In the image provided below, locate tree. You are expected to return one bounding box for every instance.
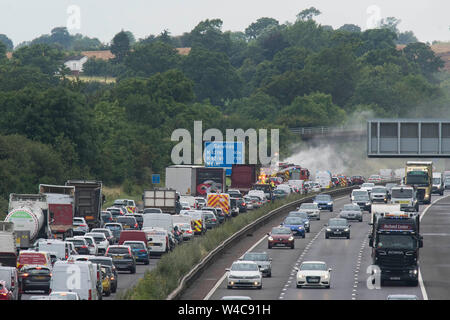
[124,41,180,77]
[245,17,279,40]
[182,47,242,105]
[188,19,232,55]
[397,31,418,45]
[111,31,130,62]
[379,17,401,34]
[296,7,321,21]
[0,42,6,63]
[403,42,445,80]
[124,31,136,45]
[0,34,13,51]
[11,44,65,75]
[338,24,361,33]
[50,27,71,49]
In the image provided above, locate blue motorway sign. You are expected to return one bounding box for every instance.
[204,141,244,175]
[152,174,161,184]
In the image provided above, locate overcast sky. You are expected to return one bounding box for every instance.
[1,0,449,46]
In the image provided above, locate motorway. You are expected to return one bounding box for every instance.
[179,192,449,300]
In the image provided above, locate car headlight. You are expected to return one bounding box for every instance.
[409,269,418,275]
[366,202,371,205]
[298,273,305,279]
[328,202,332,205]
[298,226,303,230]
[288,236,294,241]
[326,228,331,232]
[268,236,273,241]
[323,274,329,280]
[344,228,349,232]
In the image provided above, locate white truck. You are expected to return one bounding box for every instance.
[432,172,444,195]
[143,189,177,214]
[5,194,50,248]
[315,171,332,189]
[0,222,17,268]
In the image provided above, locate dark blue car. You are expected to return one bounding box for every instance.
[287,211,310,232]
[313,194,334,212]
[123,241,150,265]
[281,217,306,238]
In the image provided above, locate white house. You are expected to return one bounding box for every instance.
[64,55,88,75]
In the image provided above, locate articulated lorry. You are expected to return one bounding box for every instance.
[405,161,432,204]
[39,184,75,239]
[65,180,103,229]
[369,210,422,286]
[143,188,177,214]
[165,165,226,196]
[0,222,17,267]
[230,164,260,194]
[5,193,51,248]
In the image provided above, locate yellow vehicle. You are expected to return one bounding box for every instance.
[101,266,112,297]
[207,193,230,217]
[405,161,432,204]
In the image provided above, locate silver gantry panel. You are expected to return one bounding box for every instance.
[367,119,450,157]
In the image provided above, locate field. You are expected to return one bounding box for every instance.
[66,75,116,83]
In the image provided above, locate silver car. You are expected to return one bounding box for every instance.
[240,252,272,277]
[226,261,262,289]
[72,217,89,235]
[339,204,363,222]
[298,203,320,220]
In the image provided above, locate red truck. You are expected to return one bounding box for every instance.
[230,164,260,194]
[39,184,75,239]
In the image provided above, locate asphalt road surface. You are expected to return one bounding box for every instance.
[191,193,448,300]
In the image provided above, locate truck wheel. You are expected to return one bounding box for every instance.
[302,234,305,239]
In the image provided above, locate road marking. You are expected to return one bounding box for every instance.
[417,194,450,301]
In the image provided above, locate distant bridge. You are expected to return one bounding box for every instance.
[289,126,366,142]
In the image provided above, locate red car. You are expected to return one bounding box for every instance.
[0,280,12,300]
[267,227,295,249]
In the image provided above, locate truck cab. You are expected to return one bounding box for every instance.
[405,161,432,204]
[368,211,422,286]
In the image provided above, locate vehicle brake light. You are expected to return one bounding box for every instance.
[21,273,29,278]
[88,289,92,300]
[139,249,146,253]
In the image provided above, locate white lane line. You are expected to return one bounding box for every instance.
[203,233,268,300]
[416,194,450,301]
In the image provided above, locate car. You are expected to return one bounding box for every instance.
[85,256,118,293]
[123,241,150,265]
[240,252,272,277]
[0,266,19,300]
[214,207,226,223]
[360,182,375,195]
[72,217,89,235]
[313,194,334,211]
[48,291,80,300]
[351,189,372,212]
[287,211,310,232]
[386,294,418,300]
[91,228,115,245]
[229,198,240,217]
[280,216,306,238]
[29,295,50,300]
[85,232,109,255]
[249,196,264,209]
[17,251,52,270]
[306,182,321,193]
[104,223,123,243]
[116,216,139,230]
[267,227,295,249]
[339,204,363,222]
[100,266,112,297]
[370,186,388,203]
[298,203,321,220]
[226,261,262,289]
[236,198,247,213]
[127,213,144,229]
[325,218,351,239]
[101,211,114,226]
[65,237,90,255]
[174,222,194,241]
[105,245,136,274]
[227,189,243,199]
[18,265,51,294]
[295,261,332,288]
[272,189,288,200]
[243,196,254,210]
[368,175,382,183]
[202,211,219,229]
[350,176,365,185]
[0,281,13,300]
[106,207,125,221]
[385,183,398,199]
[143,208,163,214]
[75,236,98,256]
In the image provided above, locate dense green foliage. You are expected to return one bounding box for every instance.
[0,9,447,213]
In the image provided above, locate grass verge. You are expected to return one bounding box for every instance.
[122,192,310,300]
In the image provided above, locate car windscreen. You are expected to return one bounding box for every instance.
[271,228,291,235]
[67,239,85,246]
[242,253,269,261]
[315,195,331,201]
[288,211,308,219]
[108,247,130,254]
[354,195,369,201]
[284,217,303,225]
[73,219,84,224]
[105,224,121,231]
[92,230,109,237]
[329,219,348,227]
[343,205,360,211]
[89,258,112,267]
[391,189,413,198]
[372,187,386,193]
[231,263,259,271]
[117,217,136,224]
[300,263,327,271]
[82,238,93,245]
[362,183,374,188]
[124,242,145,249]
[433,178,441,184]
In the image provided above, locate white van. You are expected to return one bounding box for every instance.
[288,180,305,194]
[142,227,168,255]
[179,196,196,209]
[172,214,194,225]
[276,184,292,195]
[38,240,72,261]
[247,190,266,203]
[180,210,206,235]
[50,260,100,300]
[0,266,19,300]
[142,213,174,233]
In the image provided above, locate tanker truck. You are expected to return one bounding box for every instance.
[4,194,51,249]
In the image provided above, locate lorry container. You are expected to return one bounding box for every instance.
[65,180,103,229]
[230,164,260,194]
[405,161,432,204]
[165,165,226,196]
[39,184,75,239]
[143,188,177,214]
[0,222,17,267]
[5,194,50,247]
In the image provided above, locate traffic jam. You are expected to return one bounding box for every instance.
[0,162,439,300]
